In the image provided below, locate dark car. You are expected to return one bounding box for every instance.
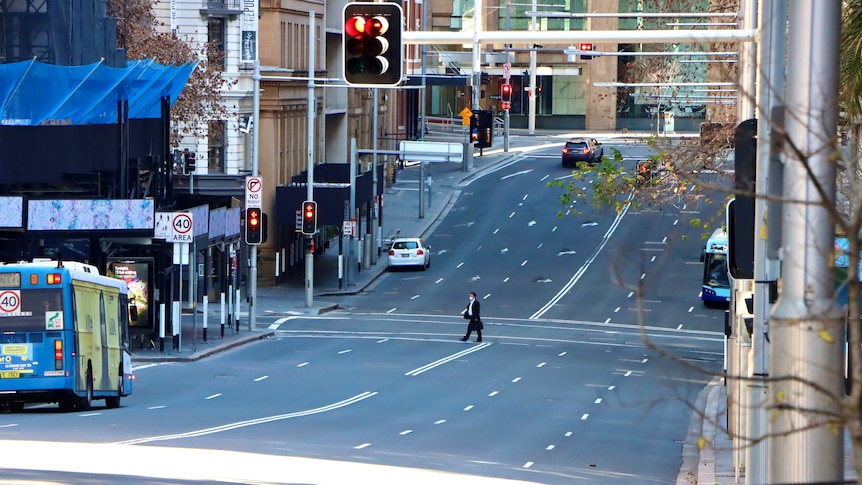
[562,138,603,167]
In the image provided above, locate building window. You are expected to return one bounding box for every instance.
[208,120,226,173]
[208,18,226,69]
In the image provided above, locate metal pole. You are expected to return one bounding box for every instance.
[504,0,510,152]
[528,0,537,135]
[418,161,425,218]
[371,88,378,265]
[747,1,786,483]
[768,2,843,483]
[737,0,757,121]
[471,0,482,111]
[419,0,427,139]
[349,138,357,284]
[305,11,316,308]
[249,56,260,330]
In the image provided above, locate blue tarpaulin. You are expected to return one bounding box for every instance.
[0,58,196,125]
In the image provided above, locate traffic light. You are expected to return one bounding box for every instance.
[245,208,262,245]
[579,43,594,61]
[343,2,403,86]
[183,152,196,174]
[301,200,317,235]
[501,83,512,102]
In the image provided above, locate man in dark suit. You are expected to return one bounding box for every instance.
[460,292,483,342]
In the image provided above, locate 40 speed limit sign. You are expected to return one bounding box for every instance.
[0,290,30,317]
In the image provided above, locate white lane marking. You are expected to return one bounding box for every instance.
[541,174,549,181]
[537,243,543,249]
[484,293,491,299]
[404,343,492,376]
[625,371,633,377]
[457,262,464,268]
[338,349,352,354]
[531,192,634,319]
[594,398,602,404]
[501,169,534,180]
[377,339,389,343]
[387,308,396,313]
[79,413,101,417]
[523,462,534,469]
[464,405,474,411]
[254,376,269,382]
[509,212,516,218]
[663,236,668,243]
[512,377,522,383]
[688,306,695,313]
[581,414,589,420]
[274,316,297,324]
[674,219,679,225]
[552,226,558,232]
[494,228,500,234]
[411,295,420,300]
[565,431,573,437]
[640,273,646,280]
[604,318,611,324]
[132,363,163,371]
[558,352,567,357]
[501,248,509,254]
[614,307,620,313]
[297,362,309,367]
[678,324,684,330]
[268,323,280,330]
[651,256,656,262]
[435,278,444,284]
[117,392,379,445]
[628,292,634,298]
[0,424,17,428]
[354,443,372,449]
[399,430,413,436]
[546,445,556,451]
[434,420,446,424]
[148,406,166,410]
[521,260,528,267]
[523,194,529,201]
[608,386,616,390]
[503,277,510,283]
[205,394,222,400]
[489,391,499,397]
[537,362,546,368]
[477,245,482,251]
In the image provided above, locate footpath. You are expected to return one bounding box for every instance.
[128,128,856,485]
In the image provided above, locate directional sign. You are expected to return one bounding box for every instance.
[169,212,194,243]
[245,176,263,209]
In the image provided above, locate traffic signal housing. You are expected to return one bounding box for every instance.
[302,201,318,235]
[343,2,403,86]
[579,43,594,61]
[245,208,262,245]
[501,83,512,102]
[183,152,196,174]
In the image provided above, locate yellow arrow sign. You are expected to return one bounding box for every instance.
[459,107,473,118]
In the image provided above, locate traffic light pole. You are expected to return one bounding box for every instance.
[305,10,316,308]
[249,59,260,331]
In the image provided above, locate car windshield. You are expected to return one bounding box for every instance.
[393,241,418,250]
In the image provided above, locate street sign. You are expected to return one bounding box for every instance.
[0,290,23,315]
[502,101,511,111]
[245,176,262,208]
[503,62,511,80]
[169,212,194,243]
[459,107,473,118]
[295,210,302,232]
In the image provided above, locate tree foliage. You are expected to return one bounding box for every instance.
[108,0,233,144]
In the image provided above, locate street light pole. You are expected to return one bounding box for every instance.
[528,0,537,135]
[305,11,316,308]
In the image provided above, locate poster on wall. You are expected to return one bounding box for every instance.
[106,258,154,330]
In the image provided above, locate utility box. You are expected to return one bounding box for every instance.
[470,109,493,149]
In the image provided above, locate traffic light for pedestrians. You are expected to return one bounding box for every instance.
[579,43,594,61]
[302,201,317,235]
[245,208,262,245]
[343,2,403,86]
[501,83,512,102]
[183,152,196,174]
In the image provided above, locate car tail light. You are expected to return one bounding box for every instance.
[562,147,568,154]
[54,339,63,370]
[416,249,424,255]
[388,250,395,256]
[583,147,590,154]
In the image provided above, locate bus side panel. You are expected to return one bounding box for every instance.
[101,290,122,395]
[72,284,99,395]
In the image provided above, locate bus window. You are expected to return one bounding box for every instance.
[0,289,63,332]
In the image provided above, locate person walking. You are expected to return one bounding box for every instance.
[460,292,483,342]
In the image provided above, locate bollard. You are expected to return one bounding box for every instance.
[220,292,226,338]
[202,298,208,342]
[159,303,165,353]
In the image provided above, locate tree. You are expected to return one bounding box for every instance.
[108,0,234,144]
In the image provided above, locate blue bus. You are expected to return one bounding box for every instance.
[700,228,731,306]
[0,260,133,411]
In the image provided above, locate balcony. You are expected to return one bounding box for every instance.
[200,0,242,18]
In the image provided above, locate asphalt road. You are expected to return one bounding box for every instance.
[0,141,728,484]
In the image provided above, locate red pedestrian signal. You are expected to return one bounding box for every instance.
[343,2,403,86]
[302,200,317,235]
[245,208,262,245]
[501,83,512,103]
[579,43,594,61]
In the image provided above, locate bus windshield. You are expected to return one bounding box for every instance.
[704,253,730,288]
[0,288,63,333]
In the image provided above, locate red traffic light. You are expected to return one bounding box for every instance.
[343,3,403,86]
[579,43,594,60]
[501,83,512,102]
[245,208,262,244]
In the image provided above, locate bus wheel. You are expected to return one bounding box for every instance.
[105,367,122,409]
[77,365,93,411]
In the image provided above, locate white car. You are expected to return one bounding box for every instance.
[387,238,431,271]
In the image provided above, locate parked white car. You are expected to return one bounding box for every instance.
[387,238,431,271]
